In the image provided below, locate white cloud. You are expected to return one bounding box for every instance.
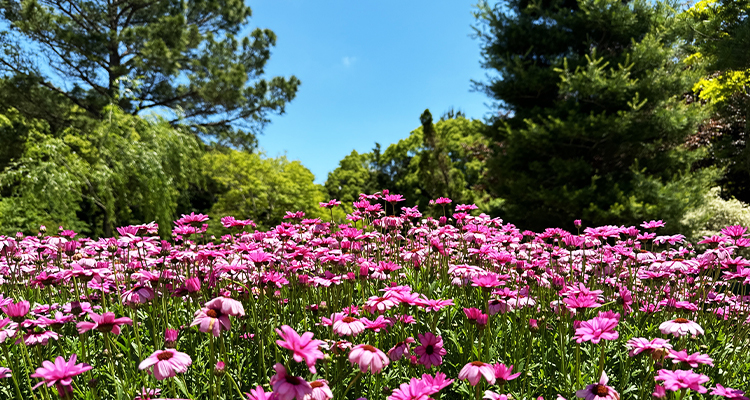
[342,56,357,68]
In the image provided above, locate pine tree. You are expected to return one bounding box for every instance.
[0,0,299,149]
[474,0,715,231]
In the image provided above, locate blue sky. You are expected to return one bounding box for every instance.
[249,0,493,183]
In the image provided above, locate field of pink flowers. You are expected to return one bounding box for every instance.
[0,192,749,400]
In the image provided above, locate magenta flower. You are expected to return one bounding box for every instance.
[413,332,447,369]
[575,372,619,400]
[458,361,496,386]
[484,392,510,400]
[387,379,433,400]
[349,344,389,374]
[573,316,619,344]
[245,385,278,400]
[0,318,18,343]
[711,384,749,400]
[493,363,521,384]
[138,349,192,380]
[275,325,325,373]
[205,297,245,317]
[270,363,312,400]
[659,318,704,337]
[191,305,231,337]
[30,354,92,398]
[76,312,133,335]
[0,367,11,379]
[667,349,714,368]
[388,337,415,361]
[2,300,29,321]
[654,369,710,394]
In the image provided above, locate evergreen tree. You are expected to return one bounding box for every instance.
[0,0,299,149]
[474,0,716,231]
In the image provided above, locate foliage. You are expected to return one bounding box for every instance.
[0,0,300,149]
[0,105,201,236]
[682,187,750,241]
[203,150,336,231]
[326,113,498,215]
[681,0,750,202]
[473,0,714,232]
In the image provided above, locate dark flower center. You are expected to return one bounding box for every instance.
[674,318,689,323]
[310,381,324,389]
[593,384,608,396]
[470,361,486,367]
[425,345,434,355]
[97,323,114,333]
[285,375,302,385]
[156,352,174,361]
[362,345,377,352]
[342,317,356,323]
[206,309,219,318]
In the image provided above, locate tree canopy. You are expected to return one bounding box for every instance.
[0,0,299,149]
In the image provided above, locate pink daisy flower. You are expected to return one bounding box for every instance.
[654,369,710,394]
[306,380,333,400]
[364,296,398,314]
[138,349,192,380]
[270,363,312,400]
[245,385,277,400]
[658,318,704,337]
[666,349,714,368]
[573,316,619,344]
[349,344,389,374]
[30,354,92,398]
[458,361,496,386]
[76,312,133,335]
[711,384,749,400]
[575,372,620,400]
[0,366,11,379]
[413,332,447,369]
[388,337,415,361]
[0,318,18,343]
[204,297,245,317]
[484,392,510,400]
[625,338,672,358]
[493,363,521,384]
[333,316,366,337]
[275,325,325,373]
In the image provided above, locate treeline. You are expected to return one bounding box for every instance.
[0,0,748,237]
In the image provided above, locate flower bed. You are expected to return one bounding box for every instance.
[0,194,749,400]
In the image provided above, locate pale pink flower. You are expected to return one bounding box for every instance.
[305,380,333,400]
[0,318,18,343]
[659,318,704,337]
[625,338,672,358]
[575,372,619,400]
[484,392,510,400]
[76,312,133,335]
[458,361,496,386]
[204,297,245,317]
[138,349,192,380]
[349,344,389,373]
[333,316,365,337]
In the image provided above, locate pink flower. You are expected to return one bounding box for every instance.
[666,349,713,368]
[388,337,415,361]
[654,369,710,394]
[361,316,390,332]
[625,338,672,358]
[30,354,92,397]
[458,361,496,386]
[349,344,389,373]
[573,316,619,344]
[275,325,325,373]
[306,380,333,400]
[191,306,231,337]
[493,363,521,384]
[333,316,366,337]
[484,392,510,400]
[76,312,133,335]
[246,386,277,400]
[0,366,11,379]
[658,318,704,337]
[138,349,192,380]
[387,379,433,400]
[575,372,620,400]
[0,318,18,343]
[652,384,666,399]
[204,297,245,317]
[421,298,454,312]
[270,363,312,400]
[413,332,447,369]
[2,300,29,321]
[711,384,749,400]
[364,296,398,313]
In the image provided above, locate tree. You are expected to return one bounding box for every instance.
[0,0,299,149]
[325,112,495,215]
[0,105,201,236]
[473,0,716,232]
[683,0,750,202]
[203,150,335,230]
